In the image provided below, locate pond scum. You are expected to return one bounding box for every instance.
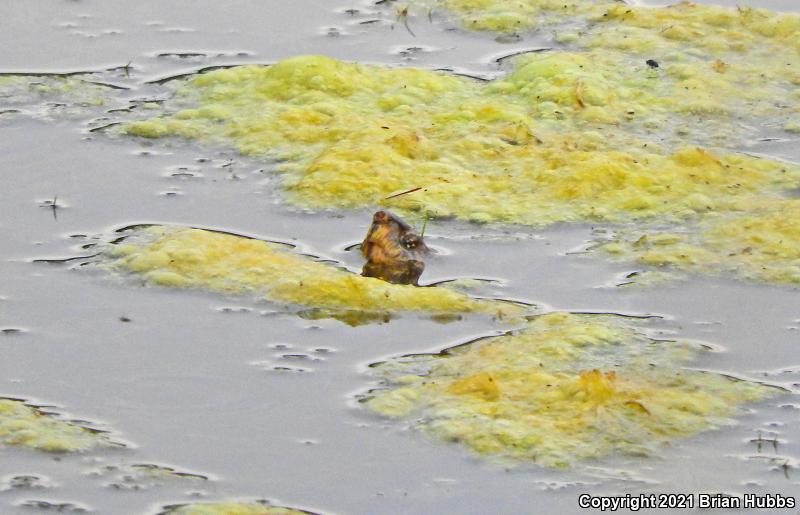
[159,502,315,515]
[101,225,523,322]
[0,74,114,120]
[364,312,772,467]
[0,398,110,452]
[120,1,800,285]
[599,198,800,284]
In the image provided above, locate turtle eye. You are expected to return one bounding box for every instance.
[402,235,420,249]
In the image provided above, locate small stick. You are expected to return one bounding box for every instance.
[51,195,59,221]
[385,186,421,200]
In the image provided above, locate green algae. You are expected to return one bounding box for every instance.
[427,0,800,45]
[159,502,316,515]
[598,199,800,286]
[429,1,800,144]
[0,398,111,453]
[100,225,523,322]
[122,55,799,227]
[365,312,772,467]
[0,74,114,118]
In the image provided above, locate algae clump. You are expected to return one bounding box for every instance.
[598,199,800,285]
[159,503,315,515]
[102,225,519,321]
[428,0,605,33]
[0,398,110,453]
[430,1,800,141]
[430,0,800,46]
[122,55,799,227]
[438,0,540,32]
[364,312,771,467]
[0,74,113,119]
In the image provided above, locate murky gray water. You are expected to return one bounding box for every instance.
[1,1,799,514]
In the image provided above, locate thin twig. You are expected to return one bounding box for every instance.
[385,187,421,200]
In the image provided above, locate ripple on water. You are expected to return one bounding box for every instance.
[0,474,53,492]
[86,463,209,492]
[16,500,90,513]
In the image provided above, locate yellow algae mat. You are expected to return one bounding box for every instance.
[123,53,798,226]
[159,503,316,515]
[364,312,773,467]
[598,198,800,285]
[0,398,112,453]
[100,225,523,322]
[119,1,800,285]
[431,0,800,49]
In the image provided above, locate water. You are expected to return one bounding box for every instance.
[1,1,799,514]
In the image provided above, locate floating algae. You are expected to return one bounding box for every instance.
[426,0,800,46]
[122,55,799,226]
[0,73,116,120]
[117,2,800,286]
[585,4,800,132]
[364,312,771,467]
[431,1,800,137]
[0,398,111,453]
[100,225,521,322]
[158,502,316,515]
[588,2,800,53]
[385,0,608,34]
[599,198,800,285]
[435,0,544,33]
